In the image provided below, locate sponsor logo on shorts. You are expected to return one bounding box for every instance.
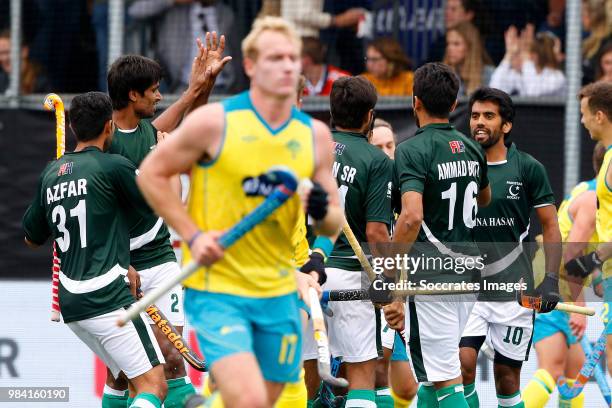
[220,325,247,335]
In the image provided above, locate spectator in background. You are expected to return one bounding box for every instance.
[443,22,494,95]
[301,37,349,96]
[490,25,566,96]
[596,41,612,82]
[427,0,487,63]
[362,38,413,96]
[0,30,49,94]
[582,0,612,84]
[370,118,396,160]
[128,0,238,93]
[281,0,365,38]
[372,0,445,68]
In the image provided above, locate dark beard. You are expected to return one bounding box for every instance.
[472,127,503,148]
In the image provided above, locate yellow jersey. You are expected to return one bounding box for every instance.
[291,211,310,269]
[534,179,598,297]
[182,92,315,297]
[596,146,612,278]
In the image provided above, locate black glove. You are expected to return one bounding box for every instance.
[299,252,327,285]
[534,273,560,313]
[565,251,603,278]
[306,181,329,220]
[368,273,395,304]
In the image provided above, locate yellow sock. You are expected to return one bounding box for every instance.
[522,369,555,408]
[203,391,224,408]
[390,387,412,408]
[558,379,584,408]
[274,369,307,408]
[202,374,214,398]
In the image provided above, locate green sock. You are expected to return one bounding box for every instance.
[164,377,196,408]
[436,384,468,408]
[464,383,479,408]
[129,392,162,408]
[417,384,439,408]
[345,389,376,407]
[101,386,128,408]
[497,391,524,408]
[375,387,394,408]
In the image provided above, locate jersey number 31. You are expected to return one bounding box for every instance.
[52,200,87,252]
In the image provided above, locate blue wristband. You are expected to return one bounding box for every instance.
[187,230,202,249]
[313,236,334,258]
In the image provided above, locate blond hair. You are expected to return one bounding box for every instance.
[242,16,302,61]
[443,22,492,94]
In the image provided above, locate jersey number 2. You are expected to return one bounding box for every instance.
[441,181,478,230]
[52,200,87,252]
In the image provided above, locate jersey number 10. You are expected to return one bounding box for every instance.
[441,181,479,230]
[51,200,87,252]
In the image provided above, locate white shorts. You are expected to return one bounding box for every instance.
[461,301,534,362]
[320,267,379,363]
[381,309,396,351]
[67,308,165,379]
[139,261,185,326]
[302,314,317,361]
[405,294,475,382]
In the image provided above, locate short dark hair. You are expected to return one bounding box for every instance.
[579,82,612,121]
[302,37,326,65]
[69,92,113,142]
[330,76,378,129]
[413,63,459,118]
[107,55,162,110]
[469,87,515,124]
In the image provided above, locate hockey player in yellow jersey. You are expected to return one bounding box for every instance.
[523,143,606,408]
[566,81,612,376]
[137,17,343,408]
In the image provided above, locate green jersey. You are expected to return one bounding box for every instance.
[327,131,394,271]
[475,143,555,299]
[108,120,176,270]
[22,147,149,322]
[395,123,489,283]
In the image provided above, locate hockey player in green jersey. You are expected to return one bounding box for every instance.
[386,62,491,408]
[104,33,231,407]
[23,92,167,408]
[459,87,561,408]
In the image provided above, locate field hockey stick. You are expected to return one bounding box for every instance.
[144,303,207,371]
[319,356,342,407]
[517,279,595,316]
[576,335,611,404]
[308,287,349,388]
[557,322,609,399]
[322,287,478,302]
[118,167,301,326]
[43,93,65,322]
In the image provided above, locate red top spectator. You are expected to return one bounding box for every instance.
[301,37,350,96]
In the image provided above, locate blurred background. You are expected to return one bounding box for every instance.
[1,1,611,406]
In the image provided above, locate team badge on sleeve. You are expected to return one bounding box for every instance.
[449,140,465,154]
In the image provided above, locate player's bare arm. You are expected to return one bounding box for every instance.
[138,103,225,265]
[536,204,562,277]
[309,119,343,237]
[565,191,597,262]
